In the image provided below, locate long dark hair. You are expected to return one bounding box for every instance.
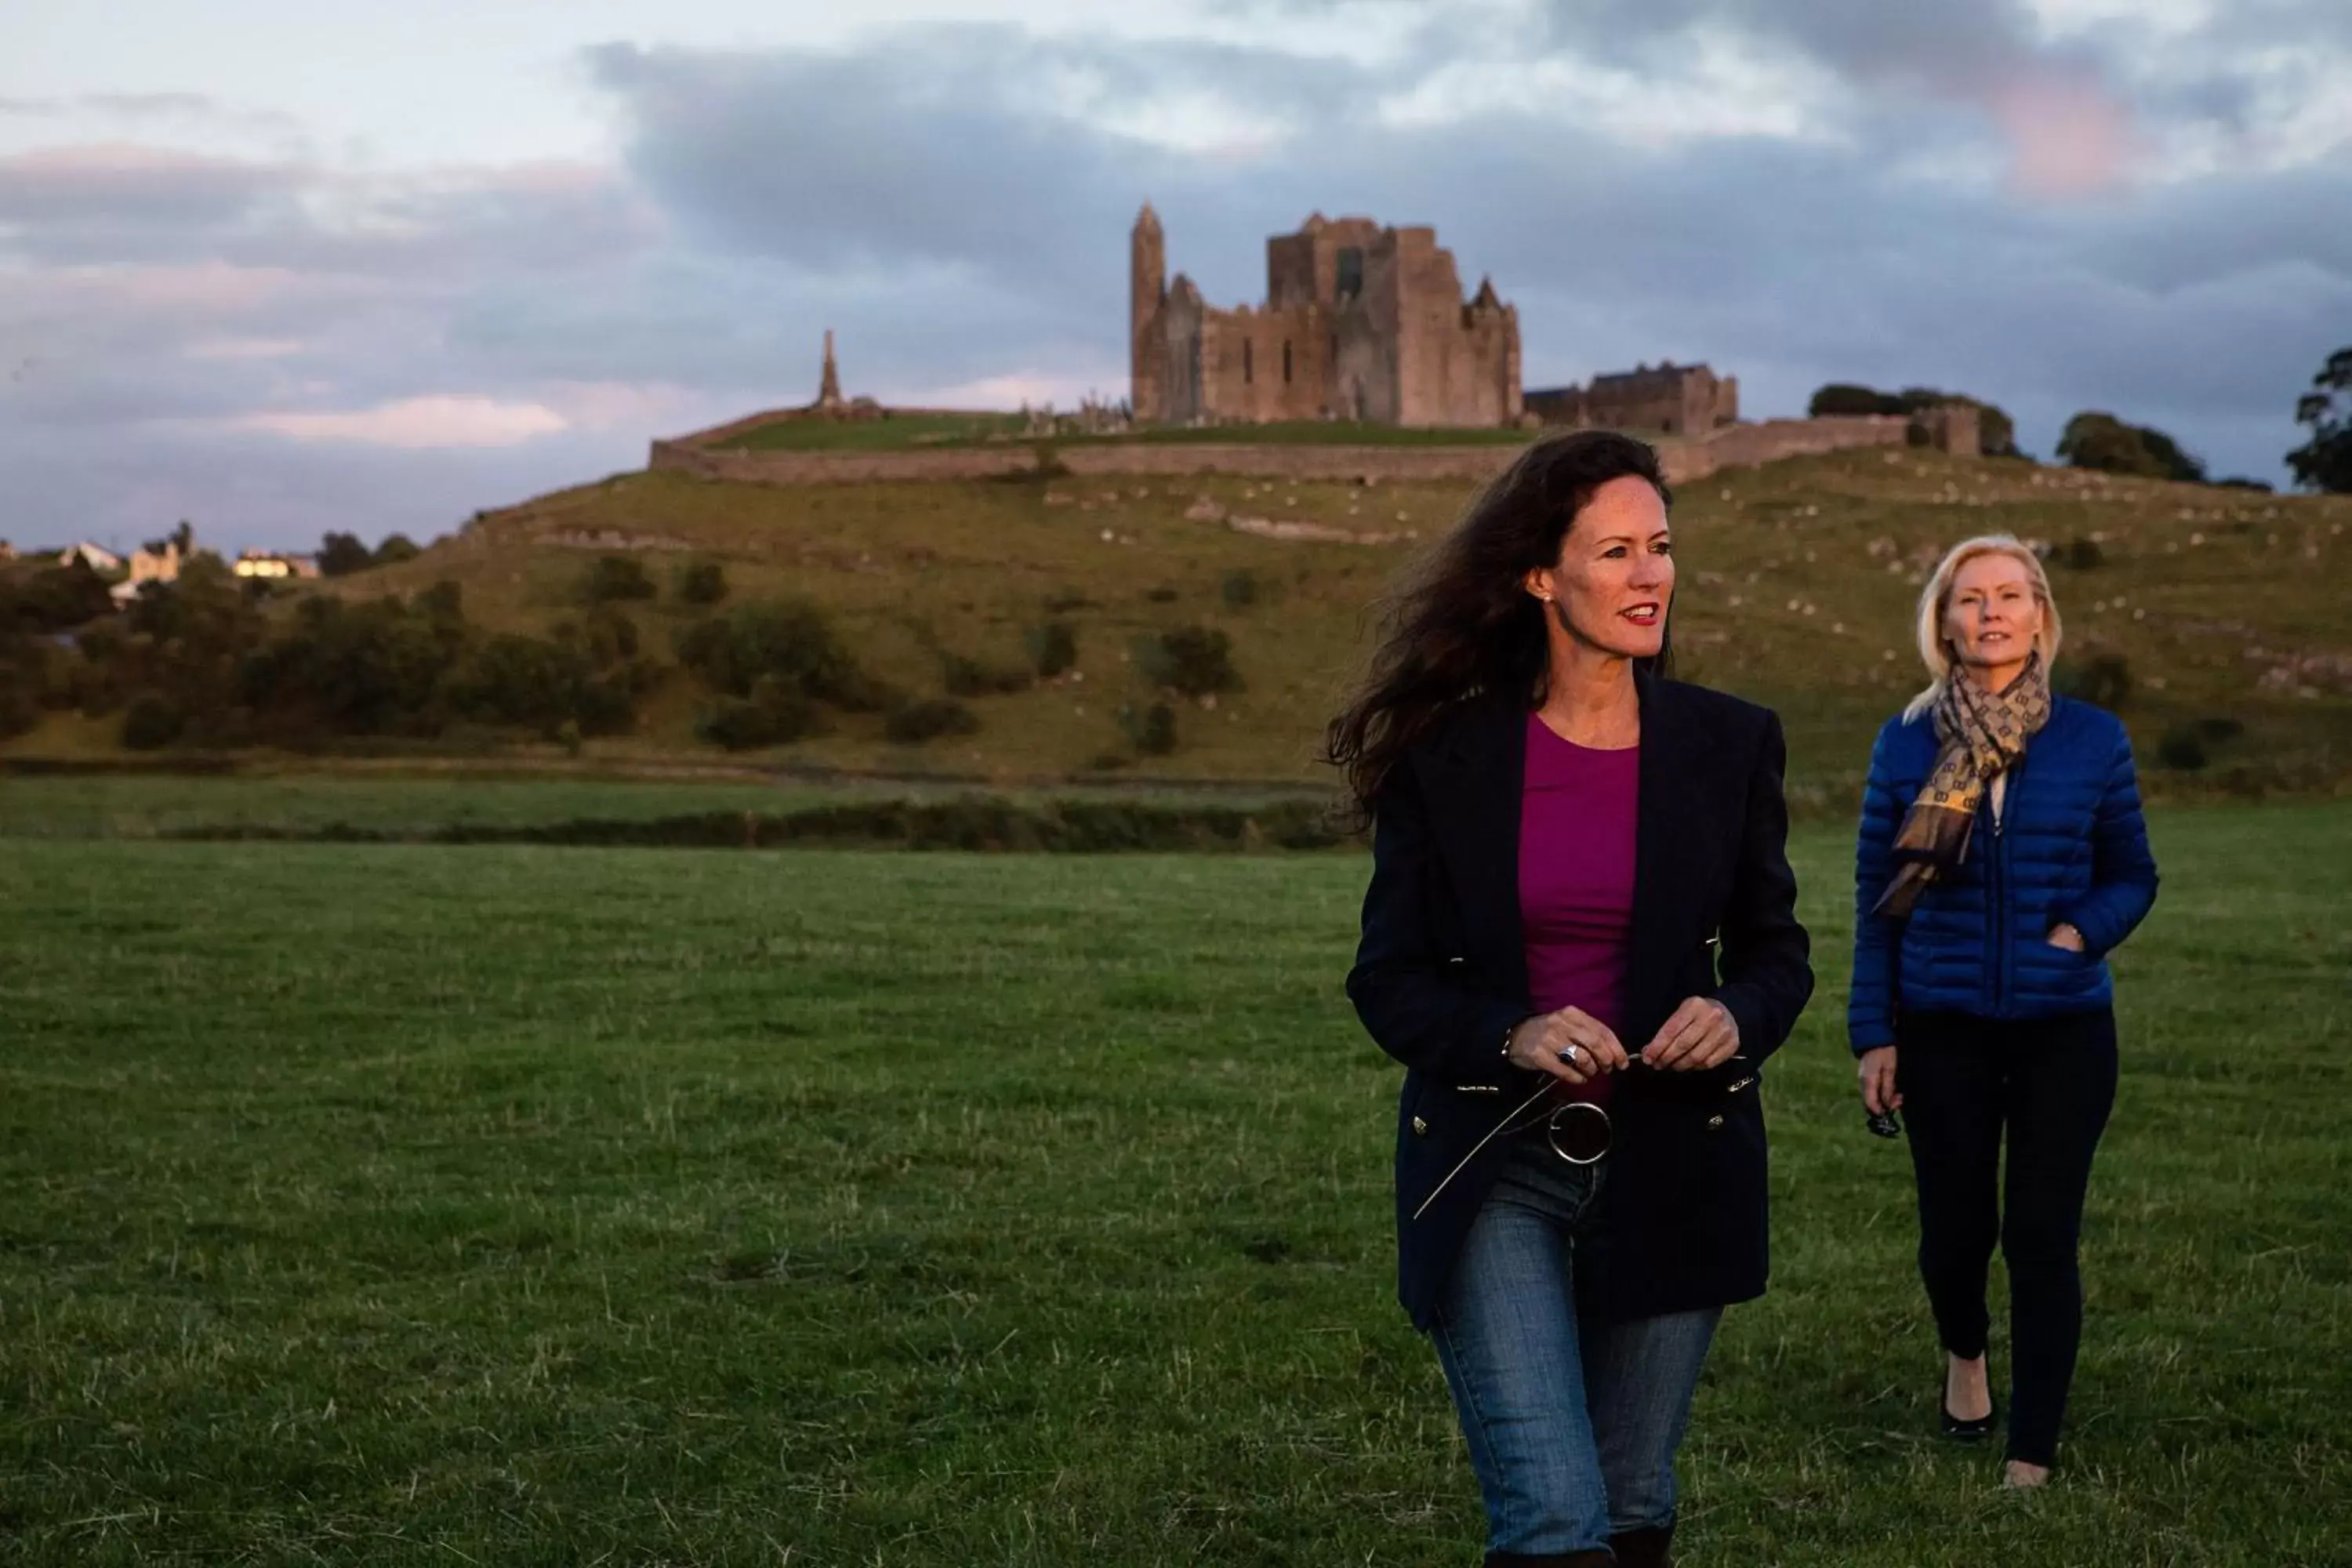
[1323,430,1672,819]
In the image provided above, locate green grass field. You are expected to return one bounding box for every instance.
[4,804,2348,1563]
[0,774,1328,844]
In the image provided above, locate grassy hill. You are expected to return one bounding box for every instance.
[11,447,2350,806]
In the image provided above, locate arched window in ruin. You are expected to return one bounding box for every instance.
[1283,340,1293,383]
[1243,339,1253,385]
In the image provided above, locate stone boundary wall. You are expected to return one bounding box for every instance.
[1689,416,1912,476]
[666,405,985,449]
[646,413,1922,488]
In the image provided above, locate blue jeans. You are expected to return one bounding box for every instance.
[1432,1135,1722,1557]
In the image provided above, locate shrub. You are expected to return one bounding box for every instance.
[674,599,888,710]
[1220,570,1260,610]
[121,693,186,750]
[1145,585,1179,604]
[941,652,1033,697]
[2057,412,2206,483]
[1120,701,1178,756]
[442,633,639,736]
[2157,723,2209,771]
[373,534,422,568]
[696,675,822,750]
[1137,625,1243,697]
[2063,536,2105,570]
[583,554,656,603]
[1025,619,1078,678]
[698,699,808,750]
[2,561,114,633]
[2053,650,2131,711]
[317,532,375,577]
[0,681,37,740]
[558,605,639,666]
[1809,383,1911,418]
[884,699,981,744]
[238,593,459,736]
[1042,590,1091,613]
[675,560,728,605]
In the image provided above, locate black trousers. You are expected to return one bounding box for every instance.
[1896,1008,2118,1468]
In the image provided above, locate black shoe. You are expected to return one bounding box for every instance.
[1610,1525,1674,1568]
[1940,1394,1998,1442]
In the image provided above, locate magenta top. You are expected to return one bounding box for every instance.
[1519,713,1640,1105]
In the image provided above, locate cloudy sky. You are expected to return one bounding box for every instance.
[5,0,2348,552]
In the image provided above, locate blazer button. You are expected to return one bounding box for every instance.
[1706,1115,1725,1133]
[1413,1116,1429,1135]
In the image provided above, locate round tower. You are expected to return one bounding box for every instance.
[1131,203,1166,423]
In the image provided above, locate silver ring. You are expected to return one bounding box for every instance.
[1558,1044,1581,1066]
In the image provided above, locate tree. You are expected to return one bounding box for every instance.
[2286,345,2352,494]
[373,534,422,568]
[318,532,374,576]
[675,560,728,606]
[583,554,656,602]
[2057,412,2205,483]
[1809,383,2020,456]
[2,560,113,633]
[1809,383,1909,418]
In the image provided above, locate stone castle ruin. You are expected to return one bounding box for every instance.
[1130,205,1522,428]
[648,209,1984,480]
[1526,361,1740,436]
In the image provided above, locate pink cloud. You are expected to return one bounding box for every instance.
[1986,69,2147,198]
[230,395,569,449]
[13,262,311,318]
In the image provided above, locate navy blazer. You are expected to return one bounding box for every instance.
[1346,674,1814,1329]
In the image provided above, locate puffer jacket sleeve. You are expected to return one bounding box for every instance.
[1345,759,1530,1078]
[1847,718,1906,1054]
[1708,710,1813,1065]
[2055,719,2159,956]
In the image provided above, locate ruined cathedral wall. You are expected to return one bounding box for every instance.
[1332,306,1393,424]
[1433,307,1520,428]
[1132,309,1166,424]
[1389,230,1483,426]
[1152,289,1207,423]
[1265,234,1319,311]
[1197,304,1330,422]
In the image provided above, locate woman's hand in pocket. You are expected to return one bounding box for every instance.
[2045,921,2086,953]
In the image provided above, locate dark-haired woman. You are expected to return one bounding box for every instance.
[1331,431,1813,1568]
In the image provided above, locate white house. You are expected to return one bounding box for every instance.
[126,540,182,588]
[58,542,122,572]
[232,550,321,580]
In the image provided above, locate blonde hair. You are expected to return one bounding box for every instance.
[1904,535,2063,720]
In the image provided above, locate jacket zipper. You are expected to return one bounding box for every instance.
[1991,751,2024,1014]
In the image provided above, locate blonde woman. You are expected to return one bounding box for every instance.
[1849,535,2158,1488]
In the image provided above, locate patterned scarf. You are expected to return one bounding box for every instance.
[1871,652,2052,920]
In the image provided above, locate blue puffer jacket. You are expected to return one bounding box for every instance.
[1849,695,2158,1054]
